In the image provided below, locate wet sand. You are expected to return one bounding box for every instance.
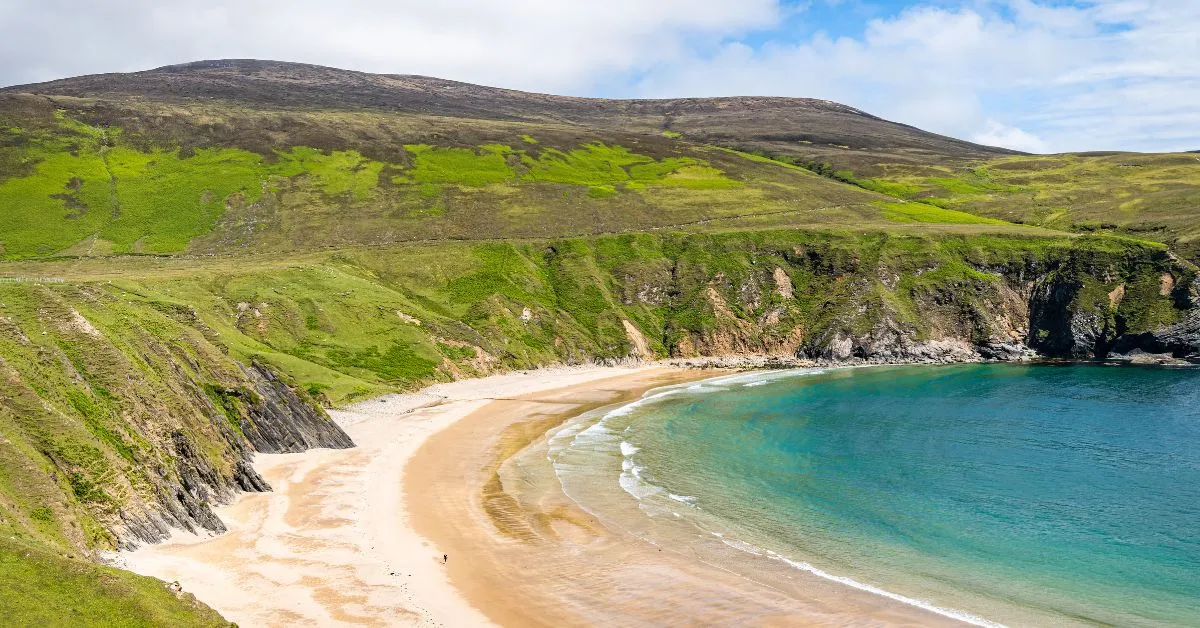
[407,368,963,627]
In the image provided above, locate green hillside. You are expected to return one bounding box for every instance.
[736,143,1200,263]
[0,95,1038,261]
[0,60,1198,624]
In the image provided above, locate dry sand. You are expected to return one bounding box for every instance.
[122,365,963,627]
[122,365,658,626]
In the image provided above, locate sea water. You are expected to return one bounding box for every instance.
[548,364,1200,627]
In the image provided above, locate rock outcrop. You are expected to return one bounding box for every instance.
[0,282,357,553]
[238,363,355,454]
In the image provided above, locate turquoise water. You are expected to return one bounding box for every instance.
[549,364,1200,627]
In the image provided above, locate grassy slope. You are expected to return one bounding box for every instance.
[0,536,230,627]
[741,144,1200,262]
[3,230,1183,406]
[0,98,1043,262]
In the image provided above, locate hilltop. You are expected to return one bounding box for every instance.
[0,60,1198,624]
[4,59,1007,159]
[4,60,1196,260]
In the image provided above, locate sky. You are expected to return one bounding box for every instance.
[0,0,1196,153]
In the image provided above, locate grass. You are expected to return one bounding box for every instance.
[0,229,1186,616]
[1,69,1198,626]
[1,107,908,260]
[788,151,1200,260]
[523,143,707,189]
[400,144,513,186]
[0,536,230,627]
[877,201,1009,225]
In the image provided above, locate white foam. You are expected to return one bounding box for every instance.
[720,537,766,555]
[714,537,1007,628]
[601,369,1004,627]
[618,462,663,500]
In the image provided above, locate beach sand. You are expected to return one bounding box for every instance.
[122,365,963,626]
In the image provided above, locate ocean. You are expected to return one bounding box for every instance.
[547,364,1200,627]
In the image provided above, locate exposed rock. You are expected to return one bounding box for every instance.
[1028,274,1115,359]
[772,267,794,300]
[237,363,355,454]
[977,342,1039,361]
[396,311,421,326]
[1146,305,1200,359]
[1109,349,1189,365]
[68,310,102,338]
[1161,273,1175,296]
[1108,284,1125,308]
[622,320,653,359]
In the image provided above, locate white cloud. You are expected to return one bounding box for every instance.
[627,0,1200,152]
[0,0,780,93]
[972,119,1049,153]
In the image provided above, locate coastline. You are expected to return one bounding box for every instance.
[119,364,665,626]
[404,366,965,626]
[118,361,983,626]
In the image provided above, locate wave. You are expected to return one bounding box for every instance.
[552,367,1008,628]
[709,532,1007,627]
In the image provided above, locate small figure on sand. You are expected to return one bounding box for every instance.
[442,553,448,564]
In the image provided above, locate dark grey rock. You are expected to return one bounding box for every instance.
[237,363,355,454]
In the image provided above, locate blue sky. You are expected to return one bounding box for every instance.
[1,0,1197,153]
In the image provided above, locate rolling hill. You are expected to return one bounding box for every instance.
[0,60,1198,624]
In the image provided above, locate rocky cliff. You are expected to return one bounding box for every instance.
[0,282,353,553]
[595,232,1200,366]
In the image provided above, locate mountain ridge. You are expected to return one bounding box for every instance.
[1,58,1014,159]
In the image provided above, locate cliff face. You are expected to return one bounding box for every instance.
[0,283,353,553]
[598,233,1199,365]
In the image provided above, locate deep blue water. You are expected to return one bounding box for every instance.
[597,365,1200,626]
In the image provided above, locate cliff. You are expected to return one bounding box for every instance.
[0,281,352,553]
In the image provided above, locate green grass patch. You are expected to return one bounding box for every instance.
[877,201,1009,225]
[401,144,513,186]
[0,536,230,627]
[858,178,922,197]
[327,342,438,383]
[276,148,383,200]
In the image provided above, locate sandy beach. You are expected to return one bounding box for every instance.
[122,364,962,626]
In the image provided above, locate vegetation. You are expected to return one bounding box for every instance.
[1,102,1048,262]
[755,148,1200,262]
[0,536,230,627]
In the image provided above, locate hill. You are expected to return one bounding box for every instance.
[6,60,1195,261]
[4,59,1009,158]
[0,60,1198,624]
[0,60,1035,262]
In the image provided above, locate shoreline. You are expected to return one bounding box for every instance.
[404,366,965,627]
[116,359,1084,626]
[119,364,669,626]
